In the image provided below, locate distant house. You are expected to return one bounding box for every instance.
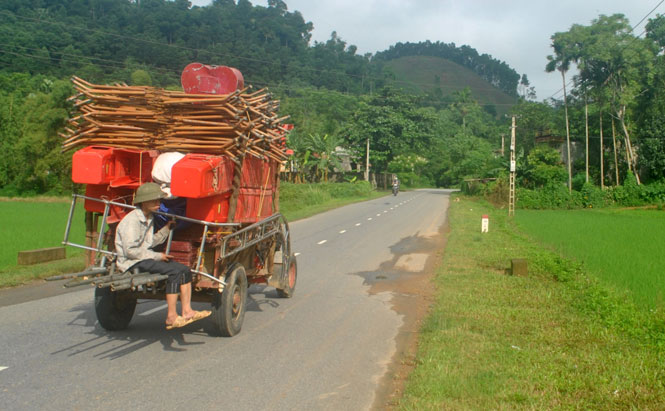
[334,146,353,172]
[534,131,583,167]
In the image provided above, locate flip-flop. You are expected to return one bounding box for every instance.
[165,315,193,330]
[187,310,212,323]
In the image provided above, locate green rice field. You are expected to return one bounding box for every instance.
[0,199,86,271]
[515,208,665,308]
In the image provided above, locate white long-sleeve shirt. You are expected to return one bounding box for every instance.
[115,208,170,272]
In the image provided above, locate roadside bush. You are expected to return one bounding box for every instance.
[517,183,581,209]
[460,179,484,195]
[484,177,508,207]
[397,172,432,188]
[580,182,606,208]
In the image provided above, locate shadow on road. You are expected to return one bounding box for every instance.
[50,288,286,359]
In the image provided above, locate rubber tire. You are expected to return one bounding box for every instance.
[212,264,247,337]
[94,287,137,331]
[276,254,297,298]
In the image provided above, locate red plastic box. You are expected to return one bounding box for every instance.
[72,146,155,188]
[241,157,277,189]
[185,188,273,223]
[72,146,115,185]
[171,154,234,198]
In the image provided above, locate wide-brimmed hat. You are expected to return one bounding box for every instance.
[134,182,166,204]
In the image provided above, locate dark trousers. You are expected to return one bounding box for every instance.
[130,259,193,294]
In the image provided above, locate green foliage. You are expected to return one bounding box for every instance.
[0,73,74,195]
[382,56,517,116]
[521,146,567,189]
[130,69,152,86]
[374,40,521,97]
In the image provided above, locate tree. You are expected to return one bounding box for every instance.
[546,30,577,192]
[575,14,656,185]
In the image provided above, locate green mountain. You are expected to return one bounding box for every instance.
[384,55,518,115]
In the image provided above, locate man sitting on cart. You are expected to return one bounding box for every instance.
[115,182,211,330]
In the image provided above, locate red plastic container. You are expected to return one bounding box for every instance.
[171,154,234,198]
[83,184,134,224]
[72,146,155,188]
[185,192,231,222]
[181,63,244,95]
[241,157,277,189]
[236,188,273,222]
[72,146,115,185]
[185,188,273,224]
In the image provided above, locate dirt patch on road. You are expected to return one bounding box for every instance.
[354,221,449,409]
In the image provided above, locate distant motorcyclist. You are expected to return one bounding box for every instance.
[392,175,400,196]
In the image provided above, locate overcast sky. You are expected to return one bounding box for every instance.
[190,0,663,100]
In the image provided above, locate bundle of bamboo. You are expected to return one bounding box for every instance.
[61,77,290,164]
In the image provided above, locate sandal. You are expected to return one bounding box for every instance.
[165,315,193,330]
[188,310,212,323]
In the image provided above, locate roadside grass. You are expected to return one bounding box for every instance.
[0,182,386,288]
[398,196,665,409]
[515,208,665,308]
[279,181,386,221]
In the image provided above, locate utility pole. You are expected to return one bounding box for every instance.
[509,116,516,217]
[501,134,505,157]
[364,138,370,181]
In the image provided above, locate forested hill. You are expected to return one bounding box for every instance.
[0,0,522,97]
[375,41,520,97]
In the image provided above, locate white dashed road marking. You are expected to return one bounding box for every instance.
[294,252,301,257]
[355,223,361,226]
[376,213,381,216]
[139,304,168,316]
[317,240,327,245]
[0,366,8,372]
[368,218,373,221]
[339,230,346,234]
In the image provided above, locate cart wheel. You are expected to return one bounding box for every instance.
[276,254,297,298]
[212,264,247,337]
[94,287,137,331]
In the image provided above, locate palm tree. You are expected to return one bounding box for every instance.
[546,41,573,193]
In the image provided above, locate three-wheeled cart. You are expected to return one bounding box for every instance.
[52,149,297,337]
[52,66,297,336]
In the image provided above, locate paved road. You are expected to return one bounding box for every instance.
[0,189,451,410]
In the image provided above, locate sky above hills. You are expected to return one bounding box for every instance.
[191,0,663,101]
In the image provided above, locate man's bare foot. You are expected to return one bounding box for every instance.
[165,315,179,326]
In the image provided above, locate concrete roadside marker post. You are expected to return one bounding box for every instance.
[511,259,528,276]
[481,214,489,233]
